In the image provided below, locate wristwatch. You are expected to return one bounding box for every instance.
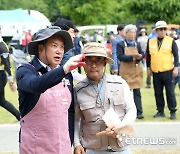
[9,82,14,87]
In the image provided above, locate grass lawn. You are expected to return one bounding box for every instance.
[138,70,180,122]
[137,82,180,122]
[0,64,179,153]
[0,83,19,123]
[0,65,180,123]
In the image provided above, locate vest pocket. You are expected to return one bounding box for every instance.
[108,88,125,118]
[111,98,125,119]
[80,101,96,110]
[81,124,103,149]
[80,101,99,122]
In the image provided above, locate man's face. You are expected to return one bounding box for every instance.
[68,28,75,41]
[109,34,115,42]
[126,29,136,41]
[83,56,106,83]
[38,35,64,69]
[119,29,125,38]
[156,27,167,38]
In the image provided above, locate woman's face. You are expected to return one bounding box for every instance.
[83,56,106,83]
[141,31,146,36]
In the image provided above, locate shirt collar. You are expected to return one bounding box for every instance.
[125,38,135,46]
[88,74,106,85]
[38,58,47,69]
[37,58,60,71]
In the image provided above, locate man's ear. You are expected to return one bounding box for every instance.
[104,59,108,66]
[37,44,44,53]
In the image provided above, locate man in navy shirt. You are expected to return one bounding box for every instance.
[16,26,85,153]
[116,24,144,119]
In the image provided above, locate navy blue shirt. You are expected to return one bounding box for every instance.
[73,37,81,55]
[16,56,74,144]
[116,38,144,62]
[61,49,73,65]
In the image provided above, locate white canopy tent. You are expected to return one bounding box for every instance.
[0,8,51,37]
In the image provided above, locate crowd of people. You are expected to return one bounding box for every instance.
[107,21,179,120]
[0,18,179,154]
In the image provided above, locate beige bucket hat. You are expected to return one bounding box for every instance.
[83,42,114,65]
[155,21,168,30]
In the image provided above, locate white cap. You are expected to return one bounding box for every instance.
[140,28,146,32]
[155,21,168,30]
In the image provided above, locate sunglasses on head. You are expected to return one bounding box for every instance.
[158,28,167,31]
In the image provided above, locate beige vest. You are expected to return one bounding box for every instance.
[74,74,127,151]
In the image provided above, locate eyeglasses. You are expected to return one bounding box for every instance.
[159,28,167,31]
[85,59,105,65]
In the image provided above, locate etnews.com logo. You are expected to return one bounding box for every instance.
[121,135,177,145]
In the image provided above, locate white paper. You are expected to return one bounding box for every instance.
[102,107,122,128]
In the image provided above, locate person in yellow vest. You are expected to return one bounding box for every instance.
[0,31,20,121]
[146,21,179,120]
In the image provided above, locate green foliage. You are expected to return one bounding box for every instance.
[0,0,49,20]
[43,0,62,22]
[0,0,48,12]
[58,0,122,25]
[0,0,179,26]
[0,84,19,123]
[112,0,137,24]
[126,0,180,24]
[0,0,21,9]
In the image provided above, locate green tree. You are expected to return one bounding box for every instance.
[58,0,122,25]
[126,0,180,24]
[0,0,48,13]
[0,0,179,25]
[43,0,62,22]
[112,0,137,24]
[0,0,50,20]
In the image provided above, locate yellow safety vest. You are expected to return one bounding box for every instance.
[149,36,174,73]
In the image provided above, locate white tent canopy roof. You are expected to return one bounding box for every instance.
[0,8,51,37]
